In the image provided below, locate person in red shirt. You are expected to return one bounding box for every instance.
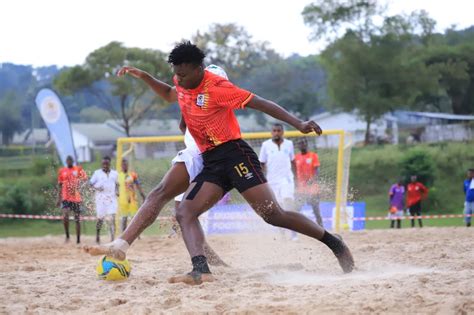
[57,155,87,243]
[294,138,322,225]
[406,175,429,228]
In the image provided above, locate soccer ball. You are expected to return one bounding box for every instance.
[96,256,131,281]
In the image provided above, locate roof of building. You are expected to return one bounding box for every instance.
[71,123,125,144]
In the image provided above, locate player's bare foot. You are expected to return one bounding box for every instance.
[82,244,126,261]
[333,234,355,273]
[168,271,215,285]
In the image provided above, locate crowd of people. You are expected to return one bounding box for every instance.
[57,155,145,244]
[388,169,474,228]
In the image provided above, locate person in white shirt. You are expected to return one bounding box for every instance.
[259,123,297,239]
[89,156,119,244]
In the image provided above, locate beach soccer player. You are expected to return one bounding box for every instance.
[118,159,146,233]
[110,41,353,285]
[57,155,87,244]
[406,175,429,228]
[83,65,230,266]
[388,180,405,229]
[90,156,119,243]
[294,138,322,226]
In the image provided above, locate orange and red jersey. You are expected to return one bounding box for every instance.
[174,70,254,153]
[58,166,87,202]
[295,152,320,187]
[406,182,428,207]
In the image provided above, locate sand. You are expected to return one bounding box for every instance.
[0,227,473,314]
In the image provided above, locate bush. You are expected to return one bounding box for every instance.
[399,149,436,186]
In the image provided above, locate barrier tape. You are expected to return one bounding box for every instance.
[0,213,472,221]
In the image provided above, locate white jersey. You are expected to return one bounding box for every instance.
[259,139,295,184]
[90,169,118,200]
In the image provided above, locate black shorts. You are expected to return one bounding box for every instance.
[409,201,421,216]
[191,139,267,194]
[62,201,81,213]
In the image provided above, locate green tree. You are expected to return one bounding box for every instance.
[79,106,112,123]
[303,1,439,143]
[191,23,281,80]
[0,91,23,146]
[418,43,474,114]
[54,42,172,136]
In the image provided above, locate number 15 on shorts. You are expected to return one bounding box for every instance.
[234,162,249,177]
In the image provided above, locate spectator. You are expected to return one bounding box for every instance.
[406,175,429,228]
[388,179,405,229]
[463,168,474,227]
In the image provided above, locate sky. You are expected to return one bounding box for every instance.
[1,0,473,67]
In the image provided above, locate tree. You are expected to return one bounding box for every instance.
[238,55,326,118]
[54,42,172,136]
[0,91,23,145]
[303,1,439,143]
[191,23,281,80]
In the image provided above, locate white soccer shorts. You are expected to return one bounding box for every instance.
[95,195,118,219]
[172,148,204,202]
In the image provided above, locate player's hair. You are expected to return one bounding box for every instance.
[469,168,474,172]
[168,41,206,66]
[272,123,284,130]
[103,156,111,162]
[66,155,73,161]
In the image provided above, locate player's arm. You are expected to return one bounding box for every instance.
[179,115,186,134]
[420,183,429,199]
[246,95,322,135]
[117,66,177,103]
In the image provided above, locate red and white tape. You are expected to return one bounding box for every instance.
[0,213,472,221]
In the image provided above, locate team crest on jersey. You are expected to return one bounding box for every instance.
[196,94,205,107]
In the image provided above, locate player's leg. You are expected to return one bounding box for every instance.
[121,216,128,233]
[241,183,355,273]
[409,206,416,228]
[169,181,225,285]
[465,202,473,227]
[61,204,70,242]
[415,202,422,228]
[96,218,103,244]
[310,194,323,226]
[173,199,227,266]
[84,162,190,258]
[108,214,116,241]
[73,203,81,244]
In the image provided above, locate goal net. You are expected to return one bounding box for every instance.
[116,130,353,233]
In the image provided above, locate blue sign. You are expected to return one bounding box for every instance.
[201,202,366,235]
[35,89,76,166]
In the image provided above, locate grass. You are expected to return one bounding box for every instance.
[0,214,467,238]
[0,218,170,238]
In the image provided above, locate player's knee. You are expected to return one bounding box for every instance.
[175,205,195,224]
[260,208,284,226]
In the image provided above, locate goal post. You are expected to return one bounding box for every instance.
[116,129,353,231]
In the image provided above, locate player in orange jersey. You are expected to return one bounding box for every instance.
[294,138,322,226]
[57,155,88,244]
